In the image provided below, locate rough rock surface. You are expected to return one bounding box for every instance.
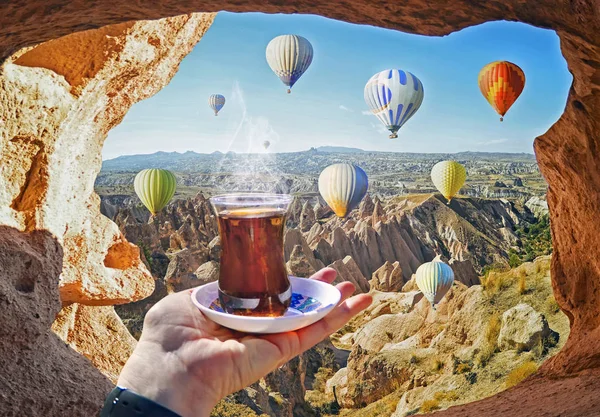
[164,247,208,292]
[52,304,136,383]
[208,236,221,261]
[193,260,220,285]
[370,261,404,292]
[358,194,375,217]
[299,200,316,232]
[498,303,555,352]
[0,14,216,415]
[284,228,324,272]
[329,256,370,294]
[0,15,219,305]
[449,258,480,286]
[286,244,317,278]
[0,227,111,416]
[525,196,549,217]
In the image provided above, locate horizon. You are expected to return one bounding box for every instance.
[103,146,535,162]
[103,12,571,160]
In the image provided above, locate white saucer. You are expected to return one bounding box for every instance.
[190,276,341,334]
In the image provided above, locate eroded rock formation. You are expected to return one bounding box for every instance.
[0,226,112,415]
[0,13,216,414]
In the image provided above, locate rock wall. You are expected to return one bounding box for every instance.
[0,13,216,415]
[0,226,113,415]
[0,1,599,416]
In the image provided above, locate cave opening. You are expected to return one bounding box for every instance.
[96,19,571,414]
[0,3,599,416]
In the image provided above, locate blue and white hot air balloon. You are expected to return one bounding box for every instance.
[364,69,424,138]
[209,94,226,116]
[266,35,313,94]
[318,163,368,218]
[415,256,455,310]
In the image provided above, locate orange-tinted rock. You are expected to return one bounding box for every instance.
[0,15,216,416]
[52,304,136,383]
[1,15,216,307]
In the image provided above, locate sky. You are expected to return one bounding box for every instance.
[102,12,572,160]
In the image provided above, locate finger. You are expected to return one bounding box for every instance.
[295,293,372,352]
[335,281,356,304]
[309,267,337,284]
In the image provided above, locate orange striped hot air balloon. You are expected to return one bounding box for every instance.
[478,61,525,121]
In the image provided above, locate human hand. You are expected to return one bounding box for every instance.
[117,268,372,417]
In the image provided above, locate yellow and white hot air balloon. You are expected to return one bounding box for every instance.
[134,168,177,216]
[318,163,368,218]
[263,140,271,150]
[415,256,455,310]
[266,35,313,94]
[431,161,466,204]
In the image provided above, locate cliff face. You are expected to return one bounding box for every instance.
[0,1,599,416]
[311,195,525,283]
[0,14,216,415]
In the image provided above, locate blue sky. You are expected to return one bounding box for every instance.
[102,12,572,160]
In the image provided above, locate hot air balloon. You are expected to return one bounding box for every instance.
[478,61,525,121]
[364,69,424,139]
[266,35,313,94]
[415,256,454,310]
[263,140,271,150]
[318,163,368,218]
[431,161,466,204]
[134,169,177,216]
[209,94,226,116]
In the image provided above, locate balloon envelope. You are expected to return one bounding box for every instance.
[209,94,226,116]
[364,69,424,138]
[266,35,313,93]
[478,61,525,121]
[415,258,454,309]
[318,163,368,218]
[263,140,271,149]
[134,169,177,215]
[431,161,466,204]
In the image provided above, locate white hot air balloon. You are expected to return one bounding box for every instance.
[318,163,368,218]
[266,35,313,93]
[263,140,271,150]
[209,94,226,116]
[415,256,454,310]
[364,69,424,138]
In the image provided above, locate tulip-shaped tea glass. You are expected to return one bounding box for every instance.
[210,193,293,317]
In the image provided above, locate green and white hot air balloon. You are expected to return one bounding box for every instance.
[430,160,466,204]
[415,256,455,310]
[134,168,177,216]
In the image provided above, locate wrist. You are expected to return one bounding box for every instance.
[101,387,182,417]
[118,341,218,417]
